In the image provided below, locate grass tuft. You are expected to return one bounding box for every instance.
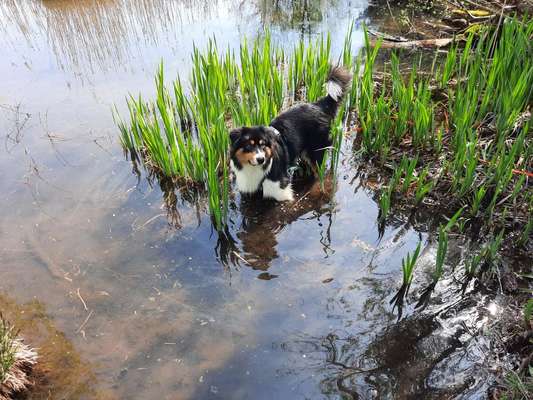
[0,315,16,384]
[0,314,37,400]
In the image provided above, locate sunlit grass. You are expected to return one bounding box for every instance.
[401,241,422,289]
[361,18,531,291]
[116,31,354,228]
[359,17,531,233]
[0,315,16,384]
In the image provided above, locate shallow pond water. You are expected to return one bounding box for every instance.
[0,1,507,399]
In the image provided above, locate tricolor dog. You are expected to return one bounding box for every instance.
[229,66,352,201]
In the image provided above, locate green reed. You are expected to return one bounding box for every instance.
[117,30,355,228]
[0,315,16,383]
[465,228,505,280]
[433,226,448,284]
[414,167,433,204]
[401,241,422,288]
[378,187,392,221]
[354,16,532,236]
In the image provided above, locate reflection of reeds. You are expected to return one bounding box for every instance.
[117,30,354,228]
[257,0,333,31]
[0,0,217,73]
[0,315,37,400]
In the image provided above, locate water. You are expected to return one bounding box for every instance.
[0,1,504,399]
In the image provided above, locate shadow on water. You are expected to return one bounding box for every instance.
[229,177,337,270]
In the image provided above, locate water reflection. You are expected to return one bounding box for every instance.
[152,171,339,270]
[234,178,336,270]
[258,0,337,33]
[281,280,494,399]
[0,0,216,74]
[0,0,365,77]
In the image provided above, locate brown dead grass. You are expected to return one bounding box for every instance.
[0,338,37,400]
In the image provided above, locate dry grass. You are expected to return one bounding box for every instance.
[0,316,37,400]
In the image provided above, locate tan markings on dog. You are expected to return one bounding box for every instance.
[235,148,255,165]
[264,146,272,158]
[250,140,255,145]
[259,140,265,145]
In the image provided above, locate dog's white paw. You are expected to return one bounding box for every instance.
[262,179,294,202]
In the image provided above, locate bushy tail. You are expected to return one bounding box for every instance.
[318,65,352,117]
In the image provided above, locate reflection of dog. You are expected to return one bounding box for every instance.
[229,66,352,201]
[236,178,335,270]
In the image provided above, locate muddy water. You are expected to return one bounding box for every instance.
[0,1,503,399]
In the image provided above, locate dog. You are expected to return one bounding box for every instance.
[229,65,352,201]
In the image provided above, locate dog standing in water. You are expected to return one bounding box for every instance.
[229,66,352,201]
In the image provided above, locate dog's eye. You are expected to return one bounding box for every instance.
[244,145,253,152]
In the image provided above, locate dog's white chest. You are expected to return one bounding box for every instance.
[230,160,271,193]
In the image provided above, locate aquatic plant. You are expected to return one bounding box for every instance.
[401,241,422,289]
[435,226,447,276]
[498,370,533,400]
[414,167,432,204]
[0,316,15,383]
[0,315,37,400]
[355,16,532,251]
[116,31,354,228]
[378,187,392,222]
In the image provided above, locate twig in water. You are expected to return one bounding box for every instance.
[77,288,88,311]
[231,251,252,266]
[138,213,166,230]
[291,189,312,209]
[76,310,93,334]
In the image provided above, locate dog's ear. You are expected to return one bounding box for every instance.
[229,128,242,145]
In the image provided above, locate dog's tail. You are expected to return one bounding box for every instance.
[318,65,352,117]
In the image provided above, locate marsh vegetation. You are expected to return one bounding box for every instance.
[116,31,352,227]
[115,13,532,395]
[1,0,531,398]
[0,315,37,400]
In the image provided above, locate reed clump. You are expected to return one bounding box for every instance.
[116,32,353,228]
[356,16,532,256]
[0,315,37,400]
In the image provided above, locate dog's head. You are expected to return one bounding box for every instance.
[229,126,279,168]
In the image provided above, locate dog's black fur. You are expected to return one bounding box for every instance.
[229,66,352,201]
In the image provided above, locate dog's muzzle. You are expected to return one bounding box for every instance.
[250,150,266,166]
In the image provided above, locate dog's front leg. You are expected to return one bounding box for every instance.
[262,178,294,202]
